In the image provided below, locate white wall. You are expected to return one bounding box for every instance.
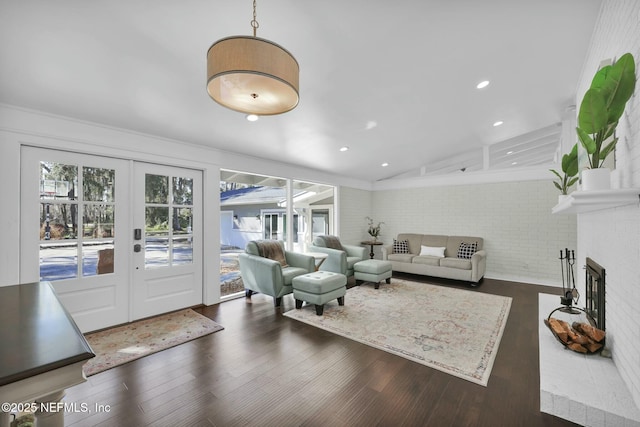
[338,186,374,246]
[575,0,640,408]
[371,180,576,285]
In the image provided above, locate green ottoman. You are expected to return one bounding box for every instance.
[354,259,392,289]
[292,271,347,315]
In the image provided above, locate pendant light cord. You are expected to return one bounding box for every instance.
[251,0,259,37]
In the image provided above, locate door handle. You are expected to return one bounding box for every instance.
[134,244,142,253]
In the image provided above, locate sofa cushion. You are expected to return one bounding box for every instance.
[457,241,478,259]
[393,239,410,254]
[440,257,472,270]
[412,255,441,266]
[419,245,446,257]
[388,253,415,263]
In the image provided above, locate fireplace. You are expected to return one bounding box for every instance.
[585,257,606,331]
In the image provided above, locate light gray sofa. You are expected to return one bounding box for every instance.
[381,233,486,285]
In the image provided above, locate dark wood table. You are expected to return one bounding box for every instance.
[361,240,383,259]
[0,282,95,427]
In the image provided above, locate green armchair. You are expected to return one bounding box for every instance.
[239,240,314,307]
[309,235,366,278]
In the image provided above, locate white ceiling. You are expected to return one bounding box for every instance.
[0,0,602,182]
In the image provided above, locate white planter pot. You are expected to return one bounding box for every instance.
[558,194,570,204]
[581,168,611,191]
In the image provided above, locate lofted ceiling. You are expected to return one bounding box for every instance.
[0,0,602,182]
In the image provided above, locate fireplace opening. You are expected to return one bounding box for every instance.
[585,257,606,331]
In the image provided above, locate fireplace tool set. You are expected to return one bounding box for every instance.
[559,248,579,311]
[544,248,604,353]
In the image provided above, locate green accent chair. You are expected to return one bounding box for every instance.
[239,240,314,308]
[309,235,366,278]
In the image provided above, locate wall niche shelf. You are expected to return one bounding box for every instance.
[552,188,640,214]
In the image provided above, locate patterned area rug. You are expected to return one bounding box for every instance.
[284,279,511,386]
[83,309,223,376]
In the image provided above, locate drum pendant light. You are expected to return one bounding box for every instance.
[206,0,299,116]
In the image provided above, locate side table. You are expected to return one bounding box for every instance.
[305,251,329,271]
[361,240,383,259]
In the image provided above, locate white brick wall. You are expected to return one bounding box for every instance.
[575,0,640,409]
[338,186,374,245]
[369,180,576,285]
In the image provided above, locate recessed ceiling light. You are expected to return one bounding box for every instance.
[493,121,504,127]
[339,146,349,152]
[476,80,490,89]
[246,114,259,122]
[511,161,518,165]
[506,151,514,155]
[381,162,389,167]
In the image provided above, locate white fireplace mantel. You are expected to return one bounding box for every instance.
[552,188,640,215]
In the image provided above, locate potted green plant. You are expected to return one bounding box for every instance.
[550,143,579,200]
[366,216,384,242]
[576,52,636,190]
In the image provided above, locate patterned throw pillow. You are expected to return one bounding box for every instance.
[393,239,410,254]
[457,242,478,259]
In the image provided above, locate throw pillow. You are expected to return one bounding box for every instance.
[457,242,478,259]
[419,245,446,257]
[393,239,410,254]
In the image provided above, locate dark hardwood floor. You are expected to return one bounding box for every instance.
[64,275,579,426]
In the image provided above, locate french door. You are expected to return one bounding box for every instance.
[20,147,203,331]
[132,163,202,320]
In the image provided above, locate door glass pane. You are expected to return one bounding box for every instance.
[172,236,192,265]
[84,167,115,202]
[145,174,169,203]
[83,205,114,239]
[173,177,193,205]
[83,244,114,276]
[40,163,77,200]
[145,206,169,268]
[40,242,77,281]
[40,203,78,240]
[172,207,193,265]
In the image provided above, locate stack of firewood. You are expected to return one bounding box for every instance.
[545,317,605,353]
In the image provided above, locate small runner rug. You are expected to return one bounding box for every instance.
[284,279,511,386]
[83,309,223,376]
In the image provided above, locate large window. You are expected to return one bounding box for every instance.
[219,170,335,297]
